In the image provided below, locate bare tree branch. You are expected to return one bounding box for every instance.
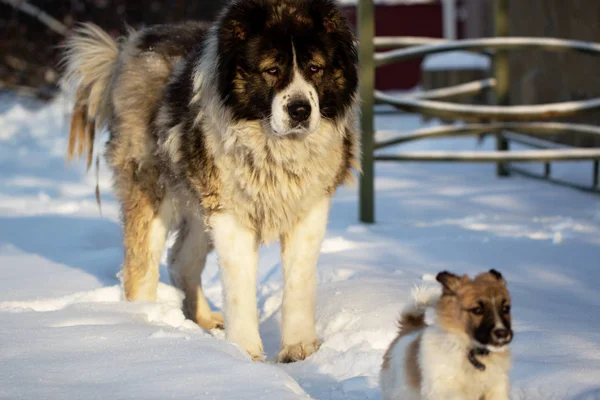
[1,0,69,36]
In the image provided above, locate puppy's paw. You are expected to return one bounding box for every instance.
[278,339,321,363]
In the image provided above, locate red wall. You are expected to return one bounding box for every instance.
[341,3,444,91]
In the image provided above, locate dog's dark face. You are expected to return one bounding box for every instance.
[436,269,513,351]
[215,0,358,136]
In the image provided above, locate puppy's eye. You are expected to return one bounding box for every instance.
[309,65,322,74]
[265,67,279,76]
[470,306,484,315]
[502,305,511,314]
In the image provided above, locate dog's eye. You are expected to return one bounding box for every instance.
[309,65,322,74]
[502,305,511,314]
[470,306,484,315]
[265,67,279,76]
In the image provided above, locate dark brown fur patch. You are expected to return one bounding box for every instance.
[179,123,222,216]
[404,336,422,389]
[331,125,360,191]
[258,55,279,71]
[381,334,400,371]
[382,311,427,371]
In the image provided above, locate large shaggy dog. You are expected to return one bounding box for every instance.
[62,0,359,362]
[380,270,513,399]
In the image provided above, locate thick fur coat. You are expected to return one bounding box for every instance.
[380,271,513,400]
[62,0,359,362]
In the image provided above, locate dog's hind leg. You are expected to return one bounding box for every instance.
[117,163,173,302]
[168,215,224,330]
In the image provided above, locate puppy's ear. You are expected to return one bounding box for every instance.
[436,271,463,295]
[489,269,506,285]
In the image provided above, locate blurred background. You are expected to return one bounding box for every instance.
[2,0,599,147]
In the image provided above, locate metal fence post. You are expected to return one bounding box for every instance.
[358,0,375,223]
[494,0,510,176]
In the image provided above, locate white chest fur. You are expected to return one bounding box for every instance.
[208,119,346,243]
[419,327,511,400]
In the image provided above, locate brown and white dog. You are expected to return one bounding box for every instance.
[61,0,359,362]
[380,270,513,400]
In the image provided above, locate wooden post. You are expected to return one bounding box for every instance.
[494,0,510,176]
[442,0,457,41]
[358,0,375,223]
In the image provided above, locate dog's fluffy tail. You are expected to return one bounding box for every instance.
[61,23,119,169]
[398,284,441,333]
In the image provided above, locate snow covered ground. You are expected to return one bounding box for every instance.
[1,94,600,399]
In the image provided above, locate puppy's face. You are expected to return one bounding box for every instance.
[436,269,513,351]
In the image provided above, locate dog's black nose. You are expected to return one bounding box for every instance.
[493,328,511,340]
[287,100,311,123]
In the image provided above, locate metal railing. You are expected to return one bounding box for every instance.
[357,0,600,223]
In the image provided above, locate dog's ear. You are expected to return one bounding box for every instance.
[309,0,350,34]
[436,271,463,295]
[322,7,344,34]
[219,1,267,45]
[489,269,506,285]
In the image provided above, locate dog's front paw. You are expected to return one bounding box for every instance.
[237,340,264,362]
[244,343,265,362]
[278,340,321,363]
[227,326,264,362]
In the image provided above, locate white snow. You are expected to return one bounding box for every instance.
[422,50,491,71]
[1,95,600,399]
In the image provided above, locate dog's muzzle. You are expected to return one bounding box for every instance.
[287,99,311,126]
[491,328,513,346]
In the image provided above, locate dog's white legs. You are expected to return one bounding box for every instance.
[210,212,262,360]
[278,196,330,362]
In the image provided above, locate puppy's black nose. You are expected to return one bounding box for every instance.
[287,100,311,123]
[493,328,511,340]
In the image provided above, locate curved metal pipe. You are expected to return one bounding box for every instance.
[375,122,600,150]
[375,149,600,163]
[375,91,600,121]
[375,37,600,67]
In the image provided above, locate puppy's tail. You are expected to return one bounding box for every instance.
[60,23,120,170]
[398,285,441,333]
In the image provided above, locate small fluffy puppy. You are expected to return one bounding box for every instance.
[380,270,513,400]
